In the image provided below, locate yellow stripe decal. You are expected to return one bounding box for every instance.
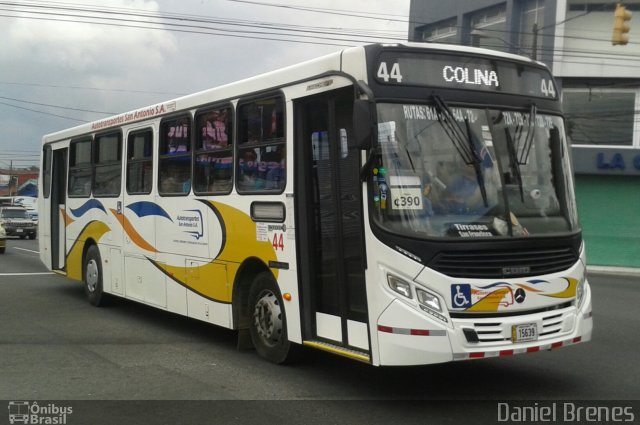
[151,200,278,303]
[65,220,111,281]
[303,341,371,363]
[543,277,578,299]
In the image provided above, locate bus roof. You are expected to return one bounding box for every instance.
[42,42,546,144]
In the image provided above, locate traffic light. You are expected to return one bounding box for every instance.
[612,3,632,45]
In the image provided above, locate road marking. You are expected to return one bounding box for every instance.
[13,247,39,254]
[0,272,55,276]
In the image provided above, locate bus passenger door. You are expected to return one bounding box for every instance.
[122,128,165,306]
[50,148,67,271]
[295,87,370,356]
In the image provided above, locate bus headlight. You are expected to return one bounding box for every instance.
[576,275,586,309]
[387,275,412,299]
[416,288,442,313]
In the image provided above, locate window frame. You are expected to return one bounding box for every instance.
[126,127,155,195]
[68,137,93,198]
[42,145,52,199]
[193,103,234,196]
[158,113,193,197]
[563,87,639,148]
[93,130,123,198]
[419,17,458,42]
[235,93,287,195]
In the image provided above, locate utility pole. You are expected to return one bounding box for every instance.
[531,23,539,61]
[9,160,13,197]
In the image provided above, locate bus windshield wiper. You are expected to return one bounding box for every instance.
[432,95,487,206]
[504,127,525,202]
[432,95,475,164]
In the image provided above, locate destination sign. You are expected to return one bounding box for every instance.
[374,52,557,99]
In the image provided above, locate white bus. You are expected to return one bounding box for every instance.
[38,43,592,365]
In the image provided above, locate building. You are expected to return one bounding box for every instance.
[409,0,640,268]
[0,169,39,197]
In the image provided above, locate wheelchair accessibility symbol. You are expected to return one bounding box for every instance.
[451,284,472,308]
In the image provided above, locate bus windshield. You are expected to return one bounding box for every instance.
[370,103,579,239]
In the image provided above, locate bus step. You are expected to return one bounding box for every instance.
[303,340,370,363]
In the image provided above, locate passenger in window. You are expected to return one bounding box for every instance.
[268,107,277,138]
[262,146,284,189]
[444,163,484,214]
[202,111,228,149]
[239,149,259,189]
[161,162,190,193]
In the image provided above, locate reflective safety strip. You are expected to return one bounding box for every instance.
[377,325,447,336]
[453,336,583,360]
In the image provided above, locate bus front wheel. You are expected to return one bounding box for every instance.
[248,272,297,364]
[84,245,106,307]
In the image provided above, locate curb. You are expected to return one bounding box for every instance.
[587,265,640,277]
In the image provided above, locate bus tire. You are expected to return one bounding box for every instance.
[248,272,297,364]
[84,245,106,307]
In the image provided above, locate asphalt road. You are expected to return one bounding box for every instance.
[1,237,639,424]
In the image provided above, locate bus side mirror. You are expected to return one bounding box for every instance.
[353,99,374,150]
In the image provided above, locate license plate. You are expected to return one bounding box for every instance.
[16,228,23,233]
[512,323,538,343]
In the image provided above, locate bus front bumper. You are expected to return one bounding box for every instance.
[376,282,592,366]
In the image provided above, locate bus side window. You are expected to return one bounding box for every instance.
[127,129,153,195]
[194,105,233,195]
[236,96,286,193]
[159,114,192,196]
[68,138,92,198]
[93,132,122,197]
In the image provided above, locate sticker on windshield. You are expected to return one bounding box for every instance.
[377,122,397,148]
[390,187,423,210]
[448,223,494,238]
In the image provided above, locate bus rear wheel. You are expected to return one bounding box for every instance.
[84,245,107,307]
[248,272,297,364]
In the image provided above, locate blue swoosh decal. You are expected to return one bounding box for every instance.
[70,199,106,217]
[527,279,548,285]
[127,201,173,222]
[477,282,511,289]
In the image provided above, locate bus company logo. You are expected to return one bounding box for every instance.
[514,288,527,304]
[8,401,73,424]
[503,266,531,276]
[177,209,204,240]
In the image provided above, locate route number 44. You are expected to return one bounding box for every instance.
[377,62,403,83]
[540,79,556,97]
[272,233,284,251]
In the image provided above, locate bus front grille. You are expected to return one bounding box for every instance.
[429,247,578,279]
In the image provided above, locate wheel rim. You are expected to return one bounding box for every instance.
[86,258,99,293]
[252,290,283,347]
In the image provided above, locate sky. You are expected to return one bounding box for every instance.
[0,0,411,169]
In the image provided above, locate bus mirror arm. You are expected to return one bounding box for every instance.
[353,80,376,151]
[359,148,376,182]
[353,99,375,151]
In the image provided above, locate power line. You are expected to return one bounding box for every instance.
[0,95,116,115]
[0,101,87,122]
[0,81,186,96]
[0,1,404,45]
